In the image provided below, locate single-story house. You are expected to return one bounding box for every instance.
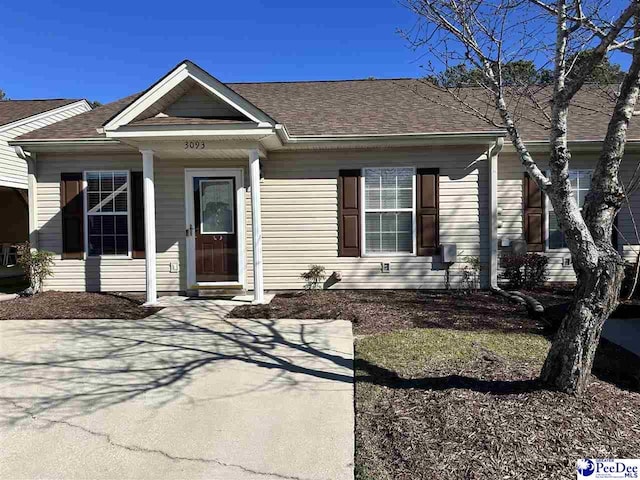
[9,60,640,304]
[0,99,91,249]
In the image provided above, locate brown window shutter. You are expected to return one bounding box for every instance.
[131,172,146,259]
[338,169,361,257]
[416,168,439,256]
[60,173,84,259]
[523,173,545,252]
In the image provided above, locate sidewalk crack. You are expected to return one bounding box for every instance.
[2,398,311,480]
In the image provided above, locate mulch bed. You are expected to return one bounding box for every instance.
[0,291,162,320]
[356,354,640,480]
[526,286,640,322]
[230,290,543,335]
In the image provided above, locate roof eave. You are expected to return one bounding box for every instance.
[8,137,131,153]
[0,100,91,133]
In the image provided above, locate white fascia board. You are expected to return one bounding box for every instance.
[8,138,131,154]
[0,100,92,133]
[275,129,507,149]
[105,127,276,139]
[103,61,276,132]
[187,64,276,125]
[103,65,190,130]
[287,130,506,142]
[10,138,119,147]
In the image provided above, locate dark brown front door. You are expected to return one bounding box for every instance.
[193,177,238,283]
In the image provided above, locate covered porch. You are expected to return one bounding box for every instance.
[119,135,277,305]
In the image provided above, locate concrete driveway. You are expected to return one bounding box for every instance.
[0,302,354,480]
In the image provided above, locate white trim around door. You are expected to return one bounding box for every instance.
[184,168,246,289]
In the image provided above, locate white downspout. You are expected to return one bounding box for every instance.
[15,146,38,248]
[489,137,504,289]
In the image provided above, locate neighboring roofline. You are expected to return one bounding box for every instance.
[0,99,91,132]
[0,98,81,102]
[102,60,277,131]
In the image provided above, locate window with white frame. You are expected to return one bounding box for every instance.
[363,167,415,254]
[85,171,130,256]
[548,169,592,249]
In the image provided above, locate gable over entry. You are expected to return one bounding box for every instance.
[98,60,283,304]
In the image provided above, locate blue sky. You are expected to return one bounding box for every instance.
[0,0,419,103]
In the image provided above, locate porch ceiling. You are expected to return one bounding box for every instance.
[106,128,280,158]
[123,137,274,159]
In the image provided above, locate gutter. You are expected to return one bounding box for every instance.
[9,138,122,149]
[275,124,507,144]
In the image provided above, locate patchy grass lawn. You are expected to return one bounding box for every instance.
[232,289,640,479]
[0,291,162,320]
[356,328,640,480]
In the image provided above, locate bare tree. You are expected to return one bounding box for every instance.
[401,0,640,394]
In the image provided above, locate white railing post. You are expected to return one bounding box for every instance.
[141,149,157,305]
[249,149,265,304]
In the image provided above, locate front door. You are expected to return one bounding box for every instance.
[187,170,242,285]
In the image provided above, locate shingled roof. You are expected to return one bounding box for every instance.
[14,79,636,142]
[0,99,83,127]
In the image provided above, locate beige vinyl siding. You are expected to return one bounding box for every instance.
[37,152,250,292]
[0,102,90,190]
[36,145,491,292]
[165,86,242,118]
[497,151,640,283]
[260,146,489,290]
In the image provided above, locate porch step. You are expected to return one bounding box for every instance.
[193,286,247,298]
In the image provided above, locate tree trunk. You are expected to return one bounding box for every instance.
[540,246,625,394]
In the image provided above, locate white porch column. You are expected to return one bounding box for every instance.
[249,149,265,304]
[141,149,157,305]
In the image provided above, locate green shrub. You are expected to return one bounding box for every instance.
[300,264,326,290]
[499,253,548,289]
[16,242,55,294]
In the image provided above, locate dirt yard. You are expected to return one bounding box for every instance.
[231,290,545,335]
[0,291,162,320]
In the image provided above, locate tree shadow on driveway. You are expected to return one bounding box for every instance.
[0,304,353,425]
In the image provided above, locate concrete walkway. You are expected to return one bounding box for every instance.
[0,302,354,480]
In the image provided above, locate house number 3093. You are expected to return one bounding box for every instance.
[185,141,206,149]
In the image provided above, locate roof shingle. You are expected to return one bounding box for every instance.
[14,79,635,142]
[0,99,82,127]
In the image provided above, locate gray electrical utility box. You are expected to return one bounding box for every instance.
[511,239,528,255]
[440,243,457,263]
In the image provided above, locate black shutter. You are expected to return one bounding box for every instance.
[61,173,84,259]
